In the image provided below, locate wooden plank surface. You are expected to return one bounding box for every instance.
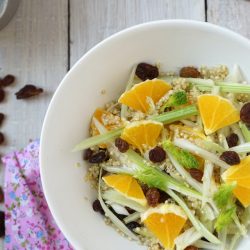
[0,0,68,155]
[70,0,205,67]
[207,0,250,38]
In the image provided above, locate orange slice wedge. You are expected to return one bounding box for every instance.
[197,94,240,135]
[118,79,171,113]
[222,156,250,207]
[102,174,147,206]
[141,203,187,249]
[120,120,163,151]
[90,108,121,147]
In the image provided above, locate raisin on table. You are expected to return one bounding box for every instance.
[0,89,5,102]
[0,113,4,126]
[0,74,15,87]
[15,84,43,99]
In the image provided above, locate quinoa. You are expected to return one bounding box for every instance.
[200,65,229,81]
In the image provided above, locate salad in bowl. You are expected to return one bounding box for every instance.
[73,62,250,250]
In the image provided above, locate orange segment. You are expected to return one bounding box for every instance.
[141,204,187,249]
[233,186,250,207]
[121,120,163,151]
[197,94,240,135]
[102,174,147,206]
[90,108,121,147]
[222,156,250,207]
[118,79,172,113]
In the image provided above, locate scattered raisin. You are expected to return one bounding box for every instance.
[115,138,129,152]
[0,211,4,237]
[180,66,201,78]
[0,132,4,144]
[89,151,107,163]
[83,148,93,160]
[135,63,159,81]
[0,113,4,126]
[149,146,166,163]
[92,199,104,215]
[0,187,3,203]
[184,246,198,250]
[15,84,43,99]
[226,133,239,148]
[189,168,203,182]
[220,151,240,165]
[159,190,170,203]
[240,102,250,125]
[0,74,15,87]
[0,89,5,102]
[125,207,135,214]
[146,188,160,207]
[141,183,149,195]
[127,221,140,231]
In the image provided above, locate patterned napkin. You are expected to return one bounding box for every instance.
[2,140,73,250]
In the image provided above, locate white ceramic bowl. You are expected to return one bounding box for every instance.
[40,20,250,250]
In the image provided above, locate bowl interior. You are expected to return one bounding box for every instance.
[40,20,250,250]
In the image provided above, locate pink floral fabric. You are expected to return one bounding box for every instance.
[2,140,73,250]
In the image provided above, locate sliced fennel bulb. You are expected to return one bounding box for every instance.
[98,169,138,240]
[175,227,202,250]
[103,189,146,213]
[174,138,230,169]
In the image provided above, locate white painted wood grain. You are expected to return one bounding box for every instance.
[0,0,68,154]
[207,0,250,38]
[70,0,205,66]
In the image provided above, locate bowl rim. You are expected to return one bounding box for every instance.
[40,19,250,248]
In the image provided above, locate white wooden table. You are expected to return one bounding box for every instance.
[0,0,249,247]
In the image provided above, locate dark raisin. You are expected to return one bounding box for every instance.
[15,84,43,99]
[189,168,203,182]
[135,63,159,81]
[92,199,104,215]
[1,74,15,87]
[226,133,239,148]
[125,207,135,214]
[184,246,198,250]
[0,89,5,102]
[89,151,106,163]
[83,148,93,160]
[0,187,4,203]
[220,151,240,165]
[159,190,170,203]
[127,221,141,231]
[240,102,250,125]
[141,183,149,195]
[0,211,4,237]
[180,67,201,78]
[146,188,160,207]
[0,133,4,144]
[149,146,166,163]
[0,113,4,126]
[115,138,129,152]
[109,207,126,220]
